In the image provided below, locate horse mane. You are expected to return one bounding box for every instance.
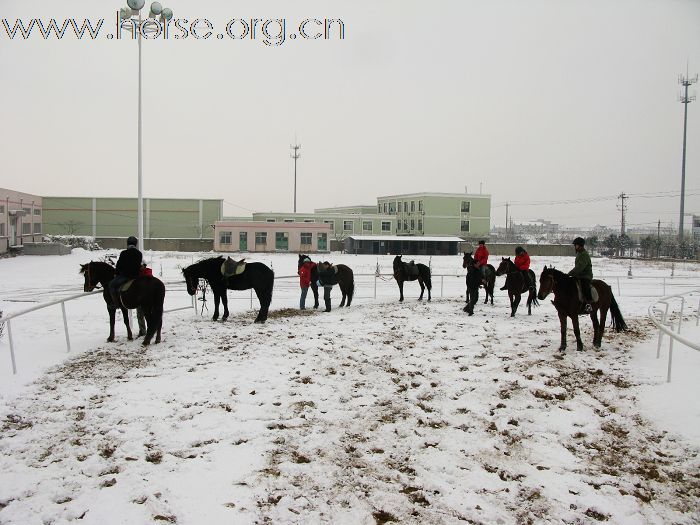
[80,260,113,274]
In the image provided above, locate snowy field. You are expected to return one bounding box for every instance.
[0,249,699,524]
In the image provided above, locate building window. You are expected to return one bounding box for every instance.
[0,205,4,214]
[324,220,335,232]
[410,219,415,230]
[300,232,312,245]
[239,232,248,250]
[461,220,470,232]
[389,202,396,214]
[255,232,267,245]
[397,202,402,213]
[461,201,470,213]
[383,203,387,214]
[363,221,372,232]
[33,223,41,234]
[343,220,353,231]
[418,219,423,231]
[410,201,415,212]
[266,218,276,223]
[302,219,314,223]
[219,231,232,244]
[0,223,5,236]
[403,220,408,230]
[33,208,41,216]
[404,201,408,213]
[284,219,294,223]
[22,207,31,215]
[418,200,423,212]
[275,232,289,250]
[381,221,391,232]
[378,204,382,214]
[22,222,31,235]
[318,233,327,251]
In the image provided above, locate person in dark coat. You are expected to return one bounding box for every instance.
[109,236,143,306]
[568,237,593,312]
[317,261,338,312]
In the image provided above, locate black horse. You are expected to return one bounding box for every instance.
[80,261,165,345]
[495,257,539,317]
[393,255,431,301]
[463,263,482,315]
[462,252,495,305]
[298,255,355,308]
[538,266,627,352]
[182,257,274,323]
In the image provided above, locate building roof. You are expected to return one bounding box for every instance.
[376,192,491,200]
[347,235,464,243]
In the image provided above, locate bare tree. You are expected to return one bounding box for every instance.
[57,221,84,235]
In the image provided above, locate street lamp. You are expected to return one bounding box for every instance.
[118,1,173,250]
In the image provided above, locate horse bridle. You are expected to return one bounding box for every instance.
[540,272,556,297]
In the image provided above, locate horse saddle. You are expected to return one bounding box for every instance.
[119,279,136,293]
[575,281,599,304]
[406,261,420,278]
[221,257,246,278]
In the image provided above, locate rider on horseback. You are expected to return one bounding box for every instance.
[109,236,142,307]
[569,237,593,313]
[501,246,535,291]
[473,240,489,279]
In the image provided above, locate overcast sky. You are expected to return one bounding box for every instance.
[1,0,699,230]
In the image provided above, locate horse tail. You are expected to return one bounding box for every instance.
[424,267,432,290]
[151,279,166,333]
[348,270,355,304]
[609,292,627,332]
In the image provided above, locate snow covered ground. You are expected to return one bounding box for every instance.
[0,250,699,524]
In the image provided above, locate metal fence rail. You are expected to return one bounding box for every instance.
[648,289,700,382]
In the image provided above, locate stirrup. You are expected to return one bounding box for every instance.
[584,303,593,313]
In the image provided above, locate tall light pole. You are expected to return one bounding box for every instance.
[119,1,173,250]
[678,70,697,241]
[290,141,301,213]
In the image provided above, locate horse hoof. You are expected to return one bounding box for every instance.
[137,330,146,337]
[142,340,150,346]
[558,346,566,352]
[577,346,584,352]
[127,336,133,341]
[211,316,219,322]
[107,337,114,343]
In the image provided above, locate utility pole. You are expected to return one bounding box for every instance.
[657,219,661,259]
[505,202,509,242]
[678,69,697,241]
[290,141,301,213]
[617,193,628,256]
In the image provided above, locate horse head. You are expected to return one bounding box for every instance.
[298,254,310,270]
[462,252,474,269]
[495,257,512,276]
[181,265,199,296]
[538,266,556,300]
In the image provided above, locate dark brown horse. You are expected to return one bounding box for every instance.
[537,266,627,352]
[462,252,495,305]
[80,261,165,345]
[298,255,355,308]
[393,255,431,301]
[182,257,274,323]
[495,257,538,316]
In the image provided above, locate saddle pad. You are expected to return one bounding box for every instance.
[576,281,599,303]
[221,258,246,277]
[119,279,135,292]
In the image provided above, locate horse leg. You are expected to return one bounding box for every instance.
[339,285,346,307]
[253,286,271,323]
[142,308,154,346]
[220,291,229,321]
[590,309,601,349]
[211,290,221,321]
[526,290,533,315]
[398,280,404,302]
[558,311,567,351]
[107,306,116,342]
[571,315,584,351]
[596,306,608,348]
[136,306,146,337]
[418,278,425,301]
[121,307,133,340]
[511,293,521,317]
[311,282,319,309]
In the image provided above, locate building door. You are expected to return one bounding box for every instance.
[275,232,289,251]
[317,233,327,251]
[9,216,17,246]
[239,232,247,251]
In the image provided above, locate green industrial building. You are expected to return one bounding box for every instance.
[43,197,222,250]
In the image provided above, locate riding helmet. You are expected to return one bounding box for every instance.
[478,240,486,245]
[515,246,524,255]
[572,237,585,246]
[127,236,138,247]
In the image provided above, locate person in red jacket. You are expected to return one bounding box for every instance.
[514,246,535,291]
[473,240,489,278]
[298,256,317,310]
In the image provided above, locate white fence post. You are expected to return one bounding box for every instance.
[374,274,377,300]
[696,296,700,327]
[7,319,17,375]
[61,302,71,353]
[667,322,675,383]
[678,297,685,335]
[441,276,444,298]
[616,277,621,296]
[656,302,669,359]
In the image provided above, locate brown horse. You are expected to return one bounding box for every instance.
[495,257,538,316]
[80,261,165,345]
[393,255,431,301]
[316,261,355,307]
[537,266,627,352]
